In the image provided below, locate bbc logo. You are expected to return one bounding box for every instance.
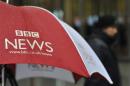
[15,30,39,38]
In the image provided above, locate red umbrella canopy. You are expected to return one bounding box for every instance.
[0,2,112,84]
[0,2,87,77]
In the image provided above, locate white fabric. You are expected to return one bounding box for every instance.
[59,21,113,84]
[15,64,75,83]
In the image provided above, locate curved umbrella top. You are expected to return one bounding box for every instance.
[0,1,87,77]
[0,2,112,84]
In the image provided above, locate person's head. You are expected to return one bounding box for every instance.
[103,26,118,37]
[95,15,119,38]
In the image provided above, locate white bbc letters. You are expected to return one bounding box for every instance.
[15,30,39,38]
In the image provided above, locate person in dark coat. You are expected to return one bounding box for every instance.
[84,15,121,86]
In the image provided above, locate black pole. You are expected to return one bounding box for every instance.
[5,67,18,86]
[0,65,19,86]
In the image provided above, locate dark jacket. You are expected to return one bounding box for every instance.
[84,32,121,86]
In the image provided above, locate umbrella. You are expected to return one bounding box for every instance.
[0,1,113,85]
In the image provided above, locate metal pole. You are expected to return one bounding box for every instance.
[1,65,5,86]
[6,0,9,3]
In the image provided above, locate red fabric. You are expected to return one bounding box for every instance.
[0,2,89,77]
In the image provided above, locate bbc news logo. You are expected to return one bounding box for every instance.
[4,29,54,55]
[15,30,39,38]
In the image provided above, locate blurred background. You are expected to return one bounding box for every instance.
[1,0,130,86]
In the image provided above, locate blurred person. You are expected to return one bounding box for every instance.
[84,15,121,86]
[72,16,82,33]
[85,15,99,36]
